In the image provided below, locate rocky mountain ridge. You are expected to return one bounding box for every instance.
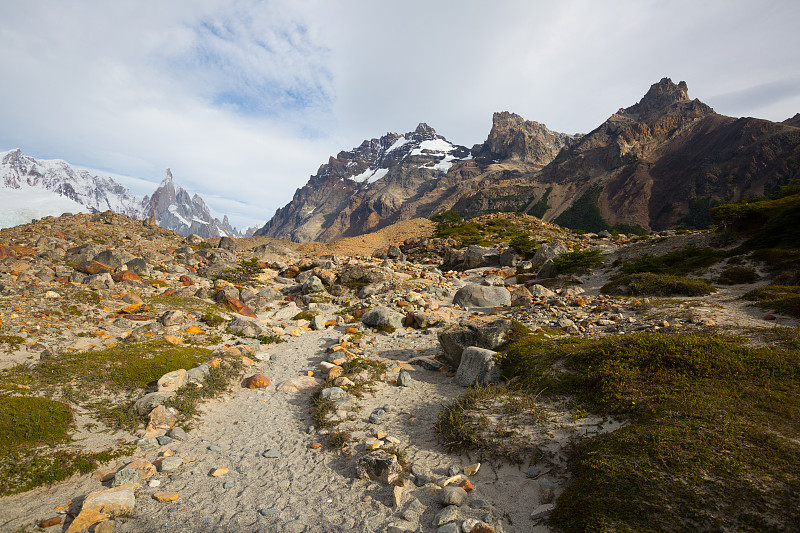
[262,78,800,241]
[0,149,240,238]
[255,123,471,242]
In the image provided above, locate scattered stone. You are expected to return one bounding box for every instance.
[152,492,179,502]
[355,450,402,485]
[112,468,140,487]
[432,505,460,527]
[397,369,412,387]
[167,427,189,440]
[159,456,183,473]
[452,284,511,308]
[441,486,468,506]
[362,305,405,331]
[133,391,176,416]
[39,517,62,528]
[210,467,228,477]
[438,316,512,368]
[262,448,281,459]
[320,387,348,401]
[463,463,480,476]
[223,481,235,489]
[530,503,555,520]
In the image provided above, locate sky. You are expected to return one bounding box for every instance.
[1,0,799,230]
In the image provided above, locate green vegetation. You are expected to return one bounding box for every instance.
[602,272,716,296]
[743,285,800,318]
[231,331,282,345]
[553,248,604,273]
[528,187,552,219]
[293,310,319,321]
[0,335,24,350]
[490,330,800,532]
[328,429,351,450]
[431,210,550,251]
[147,293,220,316]
[213,258,265,284]
[717,265,759,285]
[435,382,548,462]
[554,188,647,235]
[0,396,130,495]
[374,323,396,334]
[619,246,727,276]
[201,312,227,328]
[74,290,101,305]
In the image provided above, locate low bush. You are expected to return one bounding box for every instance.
[602,272,716,296]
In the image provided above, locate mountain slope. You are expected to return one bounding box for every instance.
[255,123,471,242]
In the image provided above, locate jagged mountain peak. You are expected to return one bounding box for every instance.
[161,168,175,186]
[620,77,711,121]
[472,111,577,165]
[414,122,436,134]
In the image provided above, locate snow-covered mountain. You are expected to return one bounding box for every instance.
[0,149,240,237]
[255,123,471,242]
[142,169,239,238]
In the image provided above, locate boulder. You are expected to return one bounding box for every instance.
[452,284,510,308]
[463,245,500,270]
[133,391,176,416]
[302,275,325,294]
[455,347,502,386]
[362,306,405,331]
[157,369,186,392]
[93,249,136,268]
[438,316,512,368]
[532,241,568,266]
[217,236,237,251]
[86,272,114,290]
[227,316,270,337]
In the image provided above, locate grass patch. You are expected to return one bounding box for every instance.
[743,285,800,318]
[201,313,228,328]
[603,272,717,296]
[619,246,727,276]
[0,396,131,495]
[495,330,800,532]
[328,429,351,450]
[374,323,396,334]
[435,382,550,462]
[0,335,24,350]
[553,248,603,274]
[717,265,760,285]
[74,290,101,305]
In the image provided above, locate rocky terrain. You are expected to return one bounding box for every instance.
[0,209,797,533]
[260,78,800,241]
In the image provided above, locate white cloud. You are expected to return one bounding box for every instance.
[1,0,799,230]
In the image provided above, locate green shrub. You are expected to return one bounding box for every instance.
[602,272,716,296]
[553,248,603,273]
[717,265,759,285]
[743,285,800,318]
[620,246,726,276]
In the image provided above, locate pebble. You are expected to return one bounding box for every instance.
[207,445,221,452]
[398,369,412,387]
[368,408,385,424]
[441,486,468,506]
[262,448,281,459]
[463,463,480,476]
[223,481,235,489]
[156,435,173,445]
[159,456,183,473]
[259,508,280,516]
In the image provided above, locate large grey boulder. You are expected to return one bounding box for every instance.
[463,245,500,270]
[227,316,270,337]
[93,249,136,268]
[455,347,503,386]
[532,241,568,266]
[437,316,513,368]
[362,306,405,331]
[302,275,325,294]
[452,284,511,308]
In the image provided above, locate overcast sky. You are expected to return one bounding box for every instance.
[1,0,799,230]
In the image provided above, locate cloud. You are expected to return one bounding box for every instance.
[0,0,799,230]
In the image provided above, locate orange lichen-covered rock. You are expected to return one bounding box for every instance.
[244,373,271,388]
[221,296,257,318]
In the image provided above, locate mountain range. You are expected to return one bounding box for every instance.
[257,78,800,241]
[0,149,240,237]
